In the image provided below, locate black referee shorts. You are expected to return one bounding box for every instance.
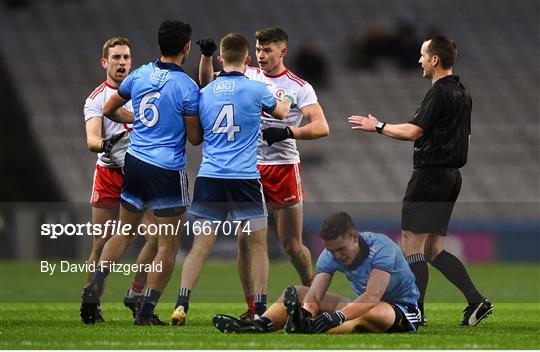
[401,168,462,235]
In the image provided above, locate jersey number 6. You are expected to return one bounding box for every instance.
[139,92,161,127]
[212,104,240,142]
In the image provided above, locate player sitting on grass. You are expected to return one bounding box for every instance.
[213,211,421,334]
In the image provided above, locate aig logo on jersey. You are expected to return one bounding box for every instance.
[214,81,235,95]
[151,68,168,82]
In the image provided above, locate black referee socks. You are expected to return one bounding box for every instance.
[406,253,428,315]
[431,250,484,304]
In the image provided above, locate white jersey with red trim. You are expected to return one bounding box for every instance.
[245,66,318,165]
[84,81,133,168]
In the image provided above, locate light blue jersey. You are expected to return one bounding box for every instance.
[316,232,420,306]
[198,72,276,179]
[118,60,199,170]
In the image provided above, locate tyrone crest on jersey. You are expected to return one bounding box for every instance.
[274,88,285,98]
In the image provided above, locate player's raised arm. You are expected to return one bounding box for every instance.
[197,39,218,87]
[184,115,203,146]
[302,272,333,316]
[103,92,134,123]
[348,114,423,141]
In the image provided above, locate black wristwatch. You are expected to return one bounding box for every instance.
[375,121,386,134]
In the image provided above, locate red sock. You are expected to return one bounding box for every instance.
[303,277,314,287]
[246,294,255,315]
[131,280,144,294]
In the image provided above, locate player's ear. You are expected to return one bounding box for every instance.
[217,56,223,67]
[245,55,251,66]
[351,231,359,243]
[432,54,439,68]
[280,46,287,58]
[184,41,191,55]
[100,58,107,69]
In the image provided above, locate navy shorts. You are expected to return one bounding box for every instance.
[189,177,267,221]
[387,303,421,333]
[121,153,189,216]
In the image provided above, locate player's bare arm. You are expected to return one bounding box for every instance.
[197,39,218,87]
[85,117,104,153]
[184,115,203,146]
[348,114,423,141]
[339,268,390,320]
[290,103,330,139]
[302,272,333,316]
[199,56,215,87]
[103,93,134,123]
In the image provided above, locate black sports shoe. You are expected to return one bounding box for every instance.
[134,314,167,326]
[80,282,100,324]
[238,310,258,321]
[213,314,265,333]
[123,290,143,318]
[95,305,105,323]
[283,286,311,333]
[419,313,427,327]
[460,299,493,326]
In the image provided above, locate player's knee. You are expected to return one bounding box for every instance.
[144,233,158,245]
[401,231,426,256]
[92,237,107,252]
[189,243,213,259]
[282,239,302,257]
[157,240,179,255]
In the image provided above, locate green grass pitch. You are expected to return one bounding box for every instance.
[1,261,539,349]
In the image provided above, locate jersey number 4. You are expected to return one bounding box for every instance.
[139,92,161,127]
[212,104,240,141]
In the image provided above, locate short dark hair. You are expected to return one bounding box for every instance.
[255,26,288,45]
[158,20,192,57]
[425,35,457,69]
[102,37,130,59]
[220,33,249,65]
[319,212,355,241]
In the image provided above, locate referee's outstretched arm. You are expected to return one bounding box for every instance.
[348,114,423,141]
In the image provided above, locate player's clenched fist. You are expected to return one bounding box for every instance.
[348,114,379,132]
[196,39,217,57]
[101,131,127,156]
[262,127,295,146]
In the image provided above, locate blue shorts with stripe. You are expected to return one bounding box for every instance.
[121,152,190,214]
[388,302,421,333]
[189,177,267,221]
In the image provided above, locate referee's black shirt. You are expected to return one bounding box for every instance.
[409,75,472,169]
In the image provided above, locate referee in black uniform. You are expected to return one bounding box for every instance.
[348,36,493,327]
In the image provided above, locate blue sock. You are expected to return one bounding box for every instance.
[175,287,191,313]
[91,266,109,293]
[254,294,267,316]
[92,266,109,284]
[140,288,161,317]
